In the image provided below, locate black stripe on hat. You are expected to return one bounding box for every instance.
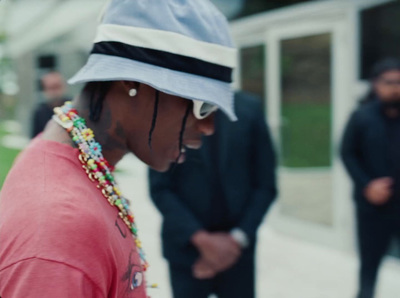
[91,41,233,83]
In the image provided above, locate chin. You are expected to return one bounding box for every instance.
[149,163,170,173]
[147,159,172,173]
[132,146,173,172]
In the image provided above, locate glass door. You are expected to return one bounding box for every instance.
[279,32,333,226]
[266,20,349,243]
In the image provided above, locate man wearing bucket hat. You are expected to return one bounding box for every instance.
[0,1,236,297]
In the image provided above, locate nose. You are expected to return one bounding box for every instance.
[197,114,215,136]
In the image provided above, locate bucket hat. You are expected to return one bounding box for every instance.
[68,0,237,120]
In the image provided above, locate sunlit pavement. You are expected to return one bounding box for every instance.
[115,154,400,298]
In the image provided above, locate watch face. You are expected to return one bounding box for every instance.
[231,229,249,248]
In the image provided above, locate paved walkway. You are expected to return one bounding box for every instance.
[115,154,400,298]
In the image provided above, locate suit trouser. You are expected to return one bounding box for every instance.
[356,208,400,298]
[169,248,255,298]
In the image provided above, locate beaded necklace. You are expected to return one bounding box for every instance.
[52,101,148,271]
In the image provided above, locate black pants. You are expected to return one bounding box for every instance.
[169,248,255,298]
[356,208,400,298]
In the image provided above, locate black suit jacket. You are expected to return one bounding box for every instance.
[31,98,70,138]
[148,92,277,267]
[341,100,393,211]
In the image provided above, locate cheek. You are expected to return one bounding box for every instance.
[152,116,184,149]
[376,85,391,99]
[152,127,179,155]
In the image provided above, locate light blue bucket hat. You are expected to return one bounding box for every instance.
[68,0,237,121]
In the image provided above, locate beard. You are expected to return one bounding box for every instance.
[381,100,400,112]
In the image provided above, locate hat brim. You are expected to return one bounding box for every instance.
[68,54,237,121]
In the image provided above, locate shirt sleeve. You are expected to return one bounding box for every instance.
[340,110,371,190]
[0,258,105,298]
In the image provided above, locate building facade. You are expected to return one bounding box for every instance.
[231,0,399,257]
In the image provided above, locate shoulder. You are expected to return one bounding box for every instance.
[33,103,52,119]
[234,91,262,110]
[233,91,264,120]
[34,102,51,112]
[350,101,380,124]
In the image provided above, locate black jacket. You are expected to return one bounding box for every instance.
[148,92,277,266]
[341,100,393,211]
[31,99,69,138]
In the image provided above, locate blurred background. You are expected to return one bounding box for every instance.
[1,0,400,297]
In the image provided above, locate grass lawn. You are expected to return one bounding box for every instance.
[0,146,20,188]
[281,102,332,168]
[0,124,21,189]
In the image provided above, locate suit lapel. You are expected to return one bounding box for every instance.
[200,113,231,173]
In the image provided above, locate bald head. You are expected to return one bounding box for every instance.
[41,72,66,101]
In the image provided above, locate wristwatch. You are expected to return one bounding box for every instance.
[230,228,249,249]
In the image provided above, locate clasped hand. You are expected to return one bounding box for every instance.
[191,231,241,279]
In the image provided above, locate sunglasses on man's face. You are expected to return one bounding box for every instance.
[192,100,218,120]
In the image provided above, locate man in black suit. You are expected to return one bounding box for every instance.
[31,72,70,138]
[148,92,277,298]
[341,58,400,298]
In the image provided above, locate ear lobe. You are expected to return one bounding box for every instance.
[121,81,141,93]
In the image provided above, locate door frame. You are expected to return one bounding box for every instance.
[265,18,354,249]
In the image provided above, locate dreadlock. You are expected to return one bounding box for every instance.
[85,81,113,122]
[175,102,191,164]
[148,90,160,149]
[147,92,192,160]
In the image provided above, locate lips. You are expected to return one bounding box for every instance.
[183,141,202,150]
[171,141,202,164]
[177,152,186,164]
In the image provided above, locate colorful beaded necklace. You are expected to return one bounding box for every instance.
[52,101,148,271]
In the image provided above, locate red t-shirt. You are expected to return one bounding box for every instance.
[0,137,147,297]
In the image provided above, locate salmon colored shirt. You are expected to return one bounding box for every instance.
[0,137,147,297]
